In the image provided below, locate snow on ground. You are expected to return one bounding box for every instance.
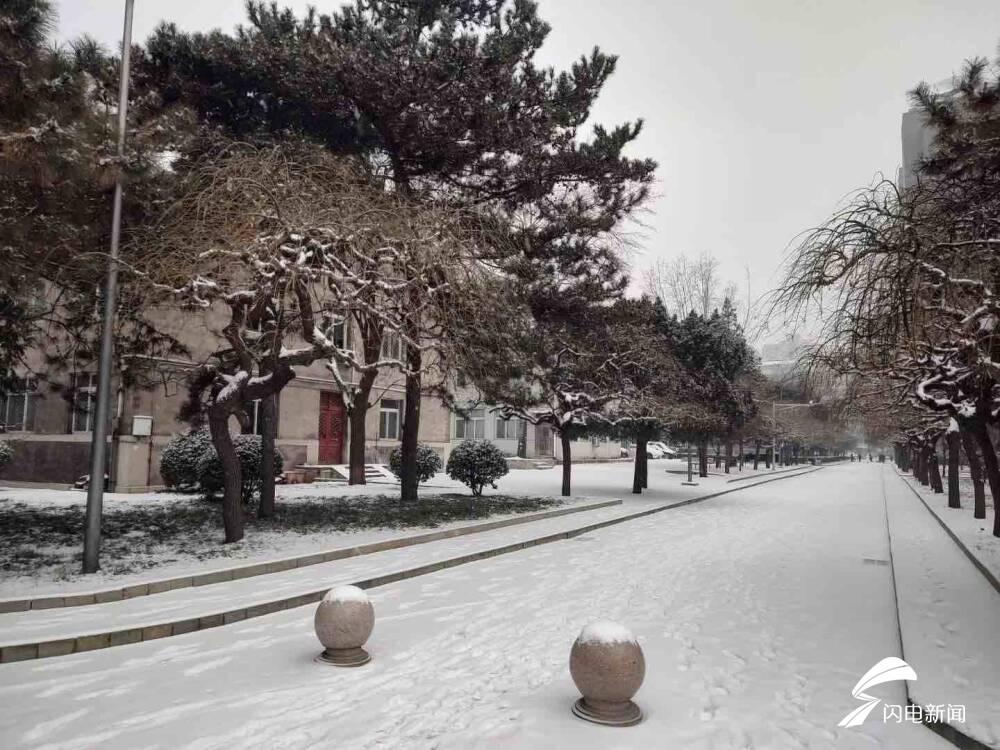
[885,471,1000,747]
[896,471,1000,583]
[0,464,951,749]
[0,461,797,598]
[0,500,649,646]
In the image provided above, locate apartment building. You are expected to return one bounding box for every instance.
[0,302,452,491]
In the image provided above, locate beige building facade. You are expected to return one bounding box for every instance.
[0,302,454,491]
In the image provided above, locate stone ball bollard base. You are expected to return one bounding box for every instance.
[569,620,645,727]
[314,585,374,667]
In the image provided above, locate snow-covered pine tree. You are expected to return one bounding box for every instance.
[137,0,655,501]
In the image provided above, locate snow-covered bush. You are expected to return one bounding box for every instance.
[196,435,284,504]
[446,440,509,496]
[0,440,13,474]
[388,443,442,486]
[160,430,213,491]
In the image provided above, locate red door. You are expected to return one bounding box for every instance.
[318,392,345,464]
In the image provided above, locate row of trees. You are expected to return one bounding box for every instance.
[776,47,1000,537]
[2,0,762,543]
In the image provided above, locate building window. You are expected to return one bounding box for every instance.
[456,408,485,440]
[0,377,35,432]
[379,399,402,440]
[319,315,351,353]
[330,317,349,351]
[380,333,404,362]
[495,416,521,440]
[72,373,97,433]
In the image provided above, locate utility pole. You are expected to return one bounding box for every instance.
[83,0,135,574]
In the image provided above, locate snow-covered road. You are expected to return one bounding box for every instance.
[0,465,953,748]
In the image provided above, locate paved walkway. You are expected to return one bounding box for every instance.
[0,464,949,749]
[885,470,1000,747]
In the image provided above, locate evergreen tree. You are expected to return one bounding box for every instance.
[138,0,656,499]
[1,0,190,393]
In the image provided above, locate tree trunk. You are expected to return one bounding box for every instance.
[971,424,1000,536]
[714,445,721,469]
[641,441,648,488]
[961,430,986,520]
[560,432,572,497]
[399,369,421,503]
[725,440,732,474]
[928,448,943,493]
[258,394,277,519]
[347,369,377,485]
[632,439,645,494]
[738,437,744,470]
[753,440,760,470]
[209,411,243,543]
[947,430,961,509]
[348,402,368,485]
[698,440,708,478]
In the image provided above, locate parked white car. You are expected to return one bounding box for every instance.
[645,443,666,459]
[648,441,677,458]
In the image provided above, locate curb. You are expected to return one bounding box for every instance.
[895,472,1000,596]
[0,466,822,663]
[726,465,814,483]
[909,700,992,750]
[0,499,623,614]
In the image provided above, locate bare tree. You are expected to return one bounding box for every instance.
[642,251,746,322]
[143,141,498,538]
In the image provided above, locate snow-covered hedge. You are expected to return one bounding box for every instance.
[446,440,509,496]
[160,430,213,491]
[388,443,442,486]
[0,440,13,474]
[196,435,284,504]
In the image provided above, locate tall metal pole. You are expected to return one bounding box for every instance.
[771,401,776,471]
[83,0,135,574]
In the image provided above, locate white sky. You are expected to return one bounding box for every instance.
[57,0,1000,333]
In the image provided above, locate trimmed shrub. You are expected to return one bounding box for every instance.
[388,443,443,486]
[160,430,213,491]
[446,440,509,496]
[0,440,13,474]
[196,434,284,504]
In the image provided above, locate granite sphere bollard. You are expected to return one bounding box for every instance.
[314,585,374,667]
[569,621,645,726]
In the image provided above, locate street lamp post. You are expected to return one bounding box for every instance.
[82,0,135,574]
[682,441,697,486]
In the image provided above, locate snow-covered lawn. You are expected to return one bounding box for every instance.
[0,478,565,597]
[0,464,952,749]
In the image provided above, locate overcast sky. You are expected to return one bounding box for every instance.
[57,1,1000,338]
